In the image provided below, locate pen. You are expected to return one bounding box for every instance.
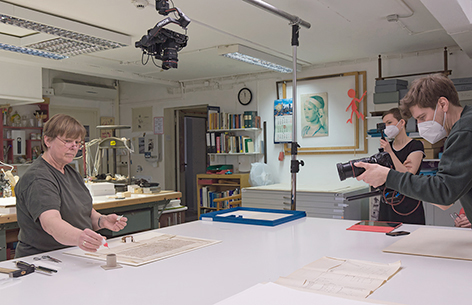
[116,215,124,222]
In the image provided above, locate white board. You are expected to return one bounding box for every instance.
[383,227,472,261]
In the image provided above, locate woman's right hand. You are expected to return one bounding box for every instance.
[78,228,106,252]
[380,139,392,154]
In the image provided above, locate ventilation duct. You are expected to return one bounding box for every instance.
[52,79,117,100]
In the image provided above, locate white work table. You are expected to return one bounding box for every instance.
[0,217,469,305]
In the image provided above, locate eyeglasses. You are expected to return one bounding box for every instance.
[56,137,83,150]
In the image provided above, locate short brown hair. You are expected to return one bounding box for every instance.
[400,74,459,119]
[42,114,86,151]
[382,108,403,122]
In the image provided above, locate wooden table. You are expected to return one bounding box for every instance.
[0,191,181,261]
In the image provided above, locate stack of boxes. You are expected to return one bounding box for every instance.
[451,77,472,101]
[373,79,409,112]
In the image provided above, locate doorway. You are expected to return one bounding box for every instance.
[164,106,207,222]
[184,116,207,220]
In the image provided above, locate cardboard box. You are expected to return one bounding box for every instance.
[424,147,441,159]
[418,138,445,149]
[376,79,408,86]
[373,91,400,104]
[86,182,115,196]
[375,83,408,93]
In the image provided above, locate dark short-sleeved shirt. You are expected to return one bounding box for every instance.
[379,139,425,224]
[15,156,93,258]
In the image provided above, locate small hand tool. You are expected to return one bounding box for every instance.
[16,261,57,275]
[0,267,31,278]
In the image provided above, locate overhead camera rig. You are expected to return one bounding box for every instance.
[135,0,190,69]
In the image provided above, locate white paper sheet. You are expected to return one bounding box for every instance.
[215,283,404,305]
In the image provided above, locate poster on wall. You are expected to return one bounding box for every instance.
[154,117,164,134]
[274,98,293,143]
[100,116,115,138]
[300,92,328,138]
[275,71,367,154]
[132,107,153,132]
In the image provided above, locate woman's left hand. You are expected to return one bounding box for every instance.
[100,214,128,232]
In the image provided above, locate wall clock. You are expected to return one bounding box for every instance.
[238,88,253,106]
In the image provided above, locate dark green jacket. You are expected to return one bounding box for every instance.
[386,105,472,221]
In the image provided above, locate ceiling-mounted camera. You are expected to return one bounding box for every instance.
[135,0,190,70]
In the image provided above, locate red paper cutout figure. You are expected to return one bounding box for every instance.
[346,89,367,124]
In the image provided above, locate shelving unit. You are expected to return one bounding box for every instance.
[197,173,250,218]
[207,127,264,156]
[0,102,49,164]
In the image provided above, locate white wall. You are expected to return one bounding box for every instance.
[101,48,472,189]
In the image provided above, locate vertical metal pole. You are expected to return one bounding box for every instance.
[291,24,299,211]
[378,55,382,80]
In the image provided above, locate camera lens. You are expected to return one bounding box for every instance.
[336,159,367,181]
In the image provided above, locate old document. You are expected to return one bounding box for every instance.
[275,257,401,298]
[65,232,220,266]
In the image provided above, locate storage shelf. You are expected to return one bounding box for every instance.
[208,152,262,156]
[3,126,42,130]
[197,173,250,219]
[208,128,261,132]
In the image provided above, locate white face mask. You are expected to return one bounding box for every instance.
[384,121,402,139]
[418,104,447,144]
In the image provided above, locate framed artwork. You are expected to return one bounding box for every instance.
[276,71,367,155]
[301,92,328,138]
[100,117,114,138]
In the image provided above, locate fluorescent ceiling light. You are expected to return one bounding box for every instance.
[218,44,300,73]
[0,42,67,59]
[0,1,131,60]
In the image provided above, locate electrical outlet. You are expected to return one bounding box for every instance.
[42,88,54,95]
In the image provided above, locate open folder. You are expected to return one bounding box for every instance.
[347,221,402,233]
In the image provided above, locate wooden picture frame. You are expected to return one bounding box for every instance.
[276,71,367,155]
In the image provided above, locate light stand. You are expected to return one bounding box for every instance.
[242,0,311,210]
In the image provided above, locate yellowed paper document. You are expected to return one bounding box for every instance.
[275,257,401,298]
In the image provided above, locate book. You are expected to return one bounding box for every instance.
[245,138,254,153]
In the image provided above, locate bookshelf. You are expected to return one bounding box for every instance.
[1,102,49,164]
[206,106,265,157]
[197,173,250,218]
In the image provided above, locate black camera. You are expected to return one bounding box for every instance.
[336,151,393,181]
[135,28,188,70]
[135,0,190,69]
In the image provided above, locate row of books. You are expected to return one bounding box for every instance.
[206,132,255,154]
[208,110,260,130]
[200,187,240,209]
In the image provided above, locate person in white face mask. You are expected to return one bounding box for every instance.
[377,108,425,224]
[355,74,472,225]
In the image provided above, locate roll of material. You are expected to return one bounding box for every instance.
[106,254,117,267]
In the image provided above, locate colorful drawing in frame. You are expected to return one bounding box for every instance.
[301,92,328,138]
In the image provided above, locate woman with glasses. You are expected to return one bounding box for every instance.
[14,114,127,258]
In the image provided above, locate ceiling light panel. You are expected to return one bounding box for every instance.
[218,44,300,73]
[0,2,131,60]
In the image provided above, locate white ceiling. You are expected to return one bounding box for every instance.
[0,0,467,88]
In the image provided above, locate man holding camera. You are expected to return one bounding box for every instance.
[355,74,472,223]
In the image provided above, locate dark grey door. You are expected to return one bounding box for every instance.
[184,116,207,220]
